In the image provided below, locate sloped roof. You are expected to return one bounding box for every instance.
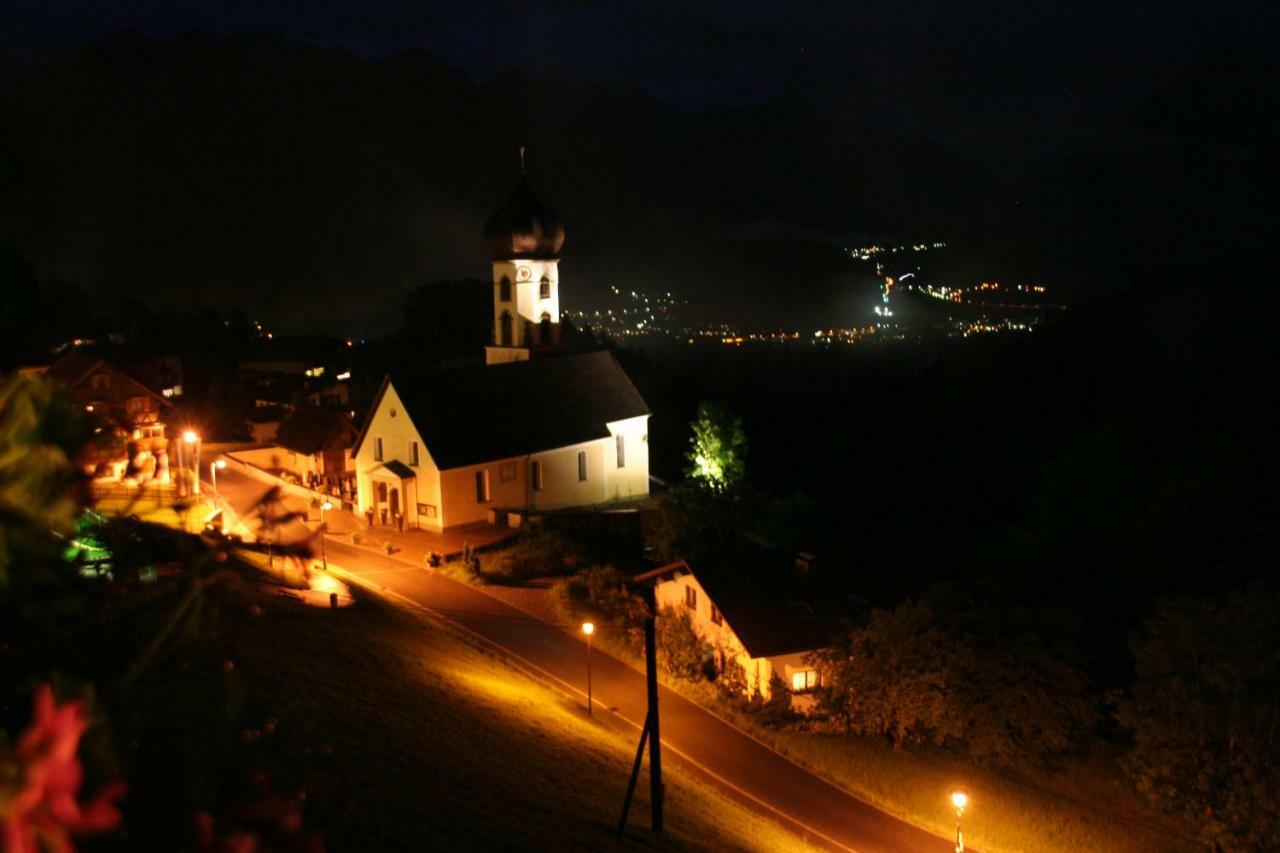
[373,460,416,479]
[640,553,865,659]
[356,350,648,470]
[45,351,170,407]
[274,406,356,455]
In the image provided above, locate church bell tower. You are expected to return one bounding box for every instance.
[482,148,566,366]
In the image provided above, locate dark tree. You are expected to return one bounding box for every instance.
[1118,585,1280,850]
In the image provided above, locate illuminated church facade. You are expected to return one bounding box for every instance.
[351,159,650,531]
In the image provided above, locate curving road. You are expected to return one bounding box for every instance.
[212,465,951,852]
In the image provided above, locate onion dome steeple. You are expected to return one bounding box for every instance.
[482,146,566,261]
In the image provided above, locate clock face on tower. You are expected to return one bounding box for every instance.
[516,266,532,281]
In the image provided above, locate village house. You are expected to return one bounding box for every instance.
[351,160,651,531]
[37,351,172,481]
[270,406,358,494]
[639,554,865,711]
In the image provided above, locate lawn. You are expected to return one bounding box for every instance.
[753,729,1192,853]
[116,570,821,851]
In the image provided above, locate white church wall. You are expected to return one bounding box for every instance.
[353,381,443,530]
[436,436,612,529]
[604,415,650,502]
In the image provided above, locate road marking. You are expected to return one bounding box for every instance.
[326,564,864,853]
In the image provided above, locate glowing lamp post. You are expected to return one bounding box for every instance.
[210,458,226,497]
[182,430,200,496]
[581,621,595,716]
[951,790,968,853]
[319,500,333,572]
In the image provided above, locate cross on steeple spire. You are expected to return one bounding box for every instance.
[518,144,527,175]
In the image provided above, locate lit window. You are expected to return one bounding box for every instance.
[410,441,419,466]
[375,437,383,461]
[684,585,697,610]
[616,434,625,468]
[531,460,544,491]
[475,469,490,503]
[791,670,819,693]
[577,450,587,482]
[710,604,722,625]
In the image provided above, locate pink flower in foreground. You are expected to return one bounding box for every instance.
[1,684,126,853]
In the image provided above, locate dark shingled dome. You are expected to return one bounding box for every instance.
[483,176,566,260]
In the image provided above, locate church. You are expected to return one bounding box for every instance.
[350,162,652,531]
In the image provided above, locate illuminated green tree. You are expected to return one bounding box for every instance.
[685,401,747,491]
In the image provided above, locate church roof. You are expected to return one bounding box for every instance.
[482,175,566,261]
[356,350,649,470]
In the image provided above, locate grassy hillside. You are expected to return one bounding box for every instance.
[124,573,818,851]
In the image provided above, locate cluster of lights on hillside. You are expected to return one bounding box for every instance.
[848,241,947,261]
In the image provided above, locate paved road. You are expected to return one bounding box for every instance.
[211,466,951,852]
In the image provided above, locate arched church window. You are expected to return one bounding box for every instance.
[539,277,550,299]
[499,276,511,302]
[523,320,534,346]
[500,311,513,346]
[539,312,552,345]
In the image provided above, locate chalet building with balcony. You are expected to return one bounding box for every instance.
[639,554,866,712]
[41,351,172,481]
[351,158,651,530]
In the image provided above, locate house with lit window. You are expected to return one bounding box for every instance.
[350,159,651,530]
[269,406,358,493]
[40,351,172,481]
[639,554,866,712]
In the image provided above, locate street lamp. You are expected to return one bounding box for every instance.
[581,621,595,717]
[951,790,968,853]
[211,458,226,497]
[319,500,333,572]
[183,430,200,496]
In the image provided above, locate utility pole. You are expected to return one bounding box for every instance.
[617,583,663,837]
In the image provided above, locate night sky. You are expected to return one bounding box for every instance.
[3,0,1275,164]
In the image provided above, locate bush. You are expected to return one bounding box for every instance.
[1117,585,1280,850]
[550,566,646,649]
[716,657,748,699]
[656,607,714,682]
[814,593,1097,765]
[755,673,795,728]
[460,543,482,581]
[485,527,583,582]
